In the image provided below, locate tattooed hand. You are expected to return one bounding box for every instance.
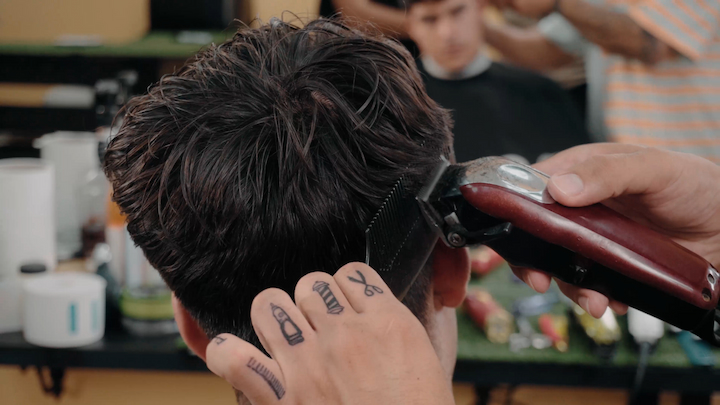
[205,263,455,405]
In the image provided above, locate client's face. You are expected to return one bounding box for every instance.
[408,0,486,73]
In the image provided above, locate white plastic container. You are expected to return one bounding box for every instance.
[23,273,106,348]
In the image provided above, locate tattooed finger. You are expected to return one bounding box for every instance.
[334,262,397,314]
[294,273,355,330]
[313,281,345,314]
[247,357,286,399]
[271,303,305,345]
[250,287,316,360]
[206,333,287,404]
[347,270,384,297]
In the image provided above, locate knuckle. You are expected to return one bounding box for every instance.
[326,313,424,355]
[638,147,668,167]
[584,155,610,176]
[641,146,660,155]
[374,311,418,336]
[329,335,358,354]
[332,329,372,354]
[582,155,620,195]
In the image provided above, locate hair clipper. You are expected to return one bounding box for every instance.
[365,156,720,345]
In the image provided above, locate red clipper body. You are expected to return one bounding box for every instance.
[417,157,720,344]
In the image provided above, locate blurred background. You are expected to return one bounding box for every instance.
[1,0,719,404]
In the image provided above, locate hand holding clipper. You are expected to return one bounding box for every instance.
[366,143,720,345]
[517,144,720,317]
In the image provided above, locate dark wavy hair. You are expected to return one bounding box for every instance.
[104,18,453,349]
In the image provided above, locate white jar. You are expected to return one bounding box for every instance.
[23,272,106,347]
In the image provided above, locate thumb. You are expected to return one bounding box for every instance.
[546,148,676,207]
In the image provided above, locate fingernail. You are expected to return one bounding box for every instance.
[526,276,537,292]
[578,296,589,314]
[552,173,584,197]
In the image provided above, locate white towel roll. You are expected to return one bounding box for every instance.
[35,131,99,259]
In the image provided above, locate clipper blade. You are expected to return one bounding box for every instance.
[365,177,439,300]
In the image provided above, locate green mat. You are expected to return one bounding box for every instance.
[0,31,234,58]
[456,264,718,368]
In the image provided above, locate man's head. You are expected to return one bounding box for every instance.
[407,0,486,73]
[104,19,469,380]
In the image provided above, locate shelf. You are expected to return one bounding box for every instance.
[0,31,234,58]
[2,264,719,394]
[0,330,206,372]
[0,106,95,133]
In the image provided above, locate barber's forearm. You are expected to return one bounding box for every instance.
[485,24,574,71]
[333,0,408,37]
[557,0,672,64]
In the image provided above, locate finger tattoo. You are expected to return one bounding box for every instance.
[270,303,305,345]
[347,270,384,296]
[213,336,227,345]
[247,357,286,399]
[313,280,344,314]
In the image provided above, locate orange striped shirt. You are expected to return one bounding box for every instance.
[605,0,720,160]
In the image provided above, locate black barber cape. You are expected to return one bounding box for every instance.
[419,60,590,163]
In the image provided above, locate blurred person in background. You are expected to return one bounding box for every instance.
[486,0,720,162]
[488,10,589,123]
[406,0,591,163]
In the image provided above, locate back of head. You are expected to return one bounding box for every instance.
[104,18,452,348]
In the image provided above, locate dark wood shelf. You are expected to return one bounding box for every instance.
[0,330,206,372]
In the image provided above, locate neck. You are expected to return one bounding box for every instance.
[421,49,490,80]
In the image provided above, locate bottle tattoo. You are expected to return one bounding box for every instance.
[271,303,304,346]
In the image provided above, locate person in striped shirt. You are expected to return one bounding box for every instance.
[486,0,720,162]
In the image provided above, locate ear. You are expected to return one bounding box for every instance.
[431,242,470,310]
[173,294,211,362]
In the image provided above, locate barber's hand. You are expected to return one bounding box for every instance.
[515,143,720,318]
[205,263,455,405]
